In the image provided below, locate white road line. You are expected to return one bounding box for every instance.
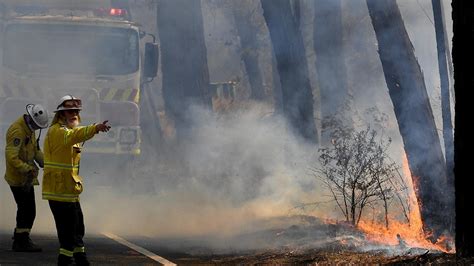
[103,232,176,266]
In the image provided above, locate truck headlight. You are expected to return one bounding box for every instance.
[119,128,138,145]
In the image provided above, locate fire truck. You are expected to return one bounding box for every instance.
[0,1,159,163]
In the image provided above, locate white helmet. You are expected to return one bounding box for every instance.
[26,104,49,129]
[55,95,82,112]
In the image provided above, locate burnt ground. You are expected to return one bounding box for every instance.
[130,228,467,265]
[1,231,473,265]
[173,251,468,265]
[1,216,472,265]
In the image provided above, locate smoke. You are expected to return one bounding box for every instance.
[0,0,142,234]
[1,103,326,239]
[0,0,454,254]
[81,104,326,238]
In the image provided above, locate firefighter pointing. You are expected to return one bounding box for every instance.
[4,104,48,252]
[42,95,110,266]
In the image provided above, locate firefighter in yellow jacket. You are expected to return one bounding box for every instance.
[42,95,110,266]
[4,104,49,252]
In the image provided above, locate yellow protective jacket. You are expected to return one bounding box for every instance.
[42,118,97,202]
[4,116,43,187]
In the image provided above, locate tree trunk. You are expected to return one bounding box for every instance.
[351,187,356,225]
[231,2,265,101]
[432,0,455,200]
[157,0,212,140]
[292,0,301,29]
[271,46,283,115]
[261,0,317,142]
[313,0,350,144]
[432,0,455,234]
[452,0,474,257]
[366,0,450,240]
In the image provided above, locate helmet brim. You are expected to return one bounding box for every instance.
[54,107,82,113]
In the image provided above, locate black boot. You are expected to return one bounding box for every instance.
[74,252,90,266]
[12,232,42,252]
[58,254,73,266]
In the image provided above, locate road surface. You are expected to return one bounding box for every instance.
[0,232,181,265]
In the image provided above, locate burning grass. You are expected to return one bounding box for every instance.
[170,215,459,265]
[354,152,454,254]
[358,220,454,253]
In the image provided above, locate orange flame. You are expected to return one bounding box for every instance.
[358,153,454,253]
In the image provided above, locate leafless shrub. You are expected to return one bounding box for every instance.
[312,121,409,228]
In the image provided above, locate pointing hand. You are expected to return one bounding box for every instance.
[96,120,111,133]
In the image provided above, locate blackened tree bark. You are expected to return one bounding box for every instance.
[232,2,265,100]
[157,0,212,140]
[313,0,350,144]
[271,48,283,115]
[261,0,317,142]
[367,0,450,239]
[452,0,474,257]
[292,0,301,29]
[432,0,455,194]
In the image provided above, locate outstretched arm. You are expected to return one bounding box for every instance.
[61,121,111,146]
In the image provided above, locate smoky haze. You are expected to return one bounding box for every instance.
[0,0,143,232]
[0,0,453,253]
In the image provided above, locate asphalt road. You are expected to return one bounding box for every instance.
[0,232,181,265]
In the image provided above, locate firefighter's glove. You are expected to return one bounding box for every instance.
[96,120,111,133]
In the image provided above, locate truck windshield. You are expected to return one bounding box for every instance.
[3,24,139,75]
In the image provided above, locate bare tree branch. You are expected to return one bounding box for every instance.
[314,119,409,227]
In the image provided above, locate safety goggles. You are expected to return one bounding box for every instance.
[59,99,82,109]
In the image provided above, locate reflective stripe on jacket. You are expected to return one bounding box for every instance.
[42,120,97,202]
[4,116,43,187]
